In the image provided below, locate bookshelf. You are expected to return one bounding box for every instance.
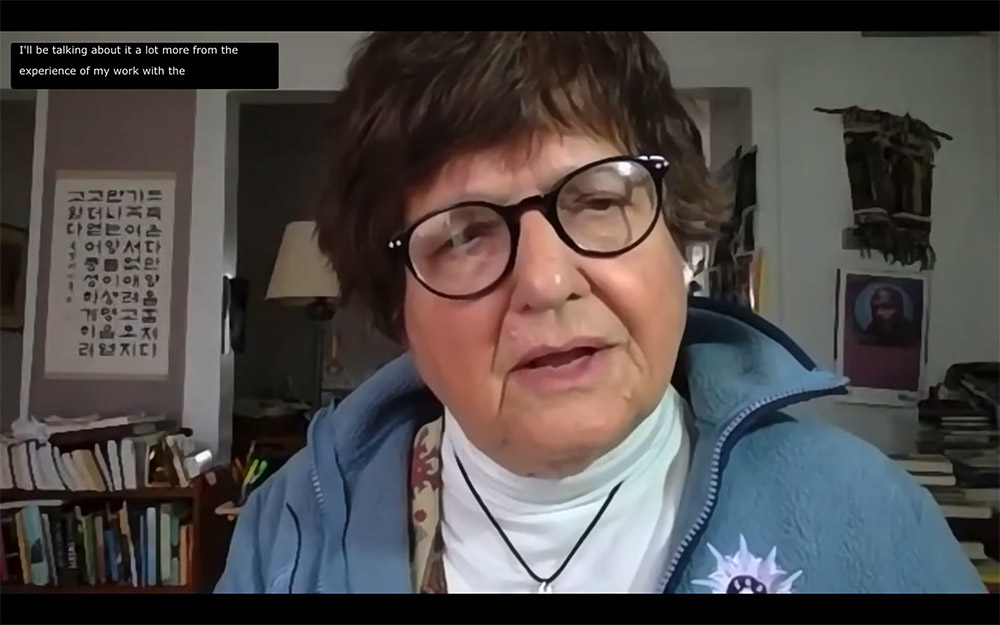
[1,467,236,594]
[2,411,239,596]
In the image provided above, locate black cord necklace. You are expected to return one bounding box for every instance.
[452,452,624,593]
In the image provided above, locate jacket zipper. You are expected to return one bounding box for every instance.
[657,383,845,593]
[310,464,326,593]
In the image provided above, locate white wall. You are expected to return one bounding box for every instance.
[2,32,996,454]
[708,89,753,171]
[678,96,712,166]
[767,34,999,450]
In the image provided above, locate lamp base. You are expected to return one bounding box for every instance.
[305,297,336,321]
[305,297,336,412]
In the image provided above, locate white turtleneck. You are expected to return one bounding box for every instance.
[440,386,691,593]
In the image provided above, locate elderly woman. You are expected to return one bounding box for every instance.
[216,32,983,594]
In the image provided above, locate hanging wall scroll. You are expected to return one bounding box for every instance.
[44,171,175,379]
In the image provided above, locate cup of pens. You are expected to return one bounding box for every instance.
[234,443,271,506]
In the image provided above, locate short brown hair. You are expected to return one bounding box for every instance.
[316,32,729,341]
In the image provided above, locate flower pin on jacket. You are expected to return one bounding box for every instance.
[691,535,803,594]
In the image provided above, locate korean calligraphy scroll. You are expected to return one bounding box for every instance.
[44,171,175,379]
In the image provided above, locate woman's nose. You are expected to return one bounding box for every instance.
[508,211,590,313]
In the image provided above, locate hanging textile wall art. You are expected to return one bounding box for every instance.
[815,106,951,270]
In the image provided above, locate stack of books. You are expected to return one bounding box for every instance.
[900,362,999,592]
[890,451,998,592]
[891,453,956,487]
[916,363,998,456]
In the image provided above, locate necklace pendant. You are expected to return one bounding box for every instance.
[538,581,553,593]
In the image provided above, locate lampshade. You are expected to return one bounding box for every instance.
[266,220,340,306]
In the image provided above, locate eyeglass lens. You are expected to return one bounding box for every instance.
[407,159,659,297]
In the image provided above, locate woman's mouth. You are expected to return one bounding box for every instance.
[511,341,615,392]
[520,346,600,370]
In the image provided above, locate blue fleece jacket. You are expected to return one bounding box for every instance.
[215,298,985,594]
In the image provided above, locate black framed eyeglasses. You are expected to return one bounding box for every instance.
[387,154,669,300]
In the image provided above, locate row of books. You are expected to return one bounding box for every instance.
[1,500,193,588]
[1,414,210,492]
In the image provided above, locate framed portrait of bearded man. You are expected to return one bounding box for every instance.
[835,268,929,406]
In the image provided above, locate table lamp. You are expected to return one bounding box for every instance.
[266,220,340,409]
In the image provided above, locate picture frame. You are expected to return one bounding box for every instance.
[1,223,28,332]
[834,267,930,406]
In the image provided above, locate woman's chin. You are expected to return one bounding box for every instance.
[501,403,643,477]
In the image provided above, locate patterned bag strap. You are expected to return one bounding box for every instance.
[409,415,448,592]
